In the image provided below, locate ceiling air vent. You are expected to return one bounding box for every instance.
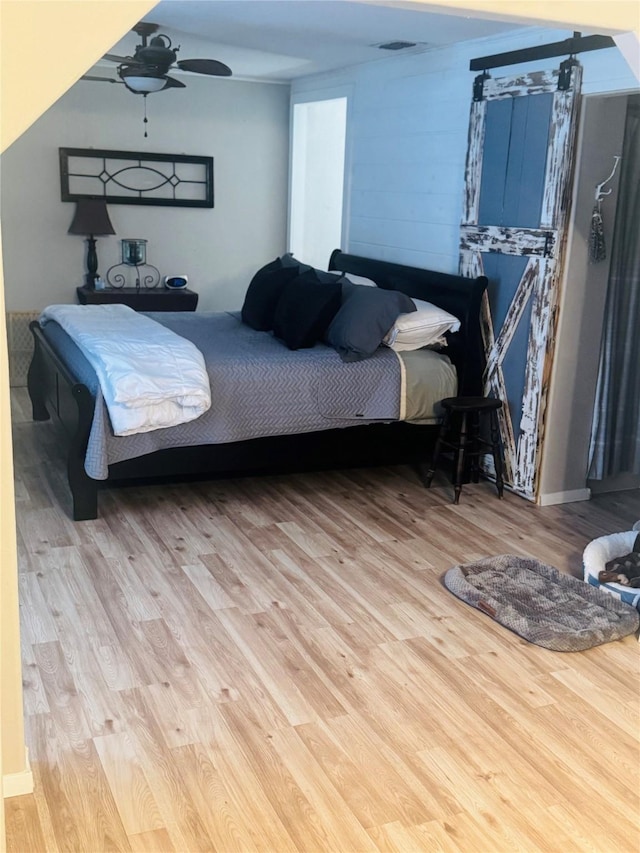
[377,41,417,51]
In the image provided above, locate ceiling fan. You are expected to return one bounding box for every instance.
[83,21,232,95]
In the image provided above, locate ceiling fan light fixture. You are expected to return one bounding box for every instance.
[95,21,232,118]
[121,74,166,94]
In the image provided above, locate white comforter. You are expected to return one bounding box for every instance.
[40,304,211,436]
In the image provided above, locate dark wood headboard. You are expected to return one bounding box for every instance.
[328,249,488,396]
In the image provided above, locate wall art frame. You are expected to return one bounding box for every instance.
[59,147,214,208]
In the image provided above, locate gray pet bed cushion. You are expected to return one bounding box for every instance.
[444,555,640,651]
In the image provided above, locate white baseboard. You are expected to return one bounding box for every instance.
[3,748,33,798]
[538,488,591,507]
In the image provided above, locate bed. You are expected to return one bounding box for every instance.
[27,250,488,520]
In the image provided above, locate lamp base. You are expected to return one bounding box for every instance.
[85,236,98,289]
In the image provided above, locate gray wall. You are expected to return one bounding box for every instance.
[1,75,290,313]
[539,94,629,499]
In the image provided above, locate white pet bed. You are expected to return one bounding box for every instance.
[583,531,640,612]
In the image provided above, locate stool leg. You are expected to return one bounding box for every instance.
[453,411,468,504]
[470,409,481,483]
[490,409,504,499]
[424,410,450,488]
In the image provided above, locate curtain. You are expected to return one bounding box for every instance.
[588,97,640,479]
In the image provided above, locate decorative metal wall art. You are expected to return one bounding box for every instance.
[59,148,214,208]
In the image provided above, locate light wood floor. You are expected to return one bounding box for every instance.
[6,387,640,852]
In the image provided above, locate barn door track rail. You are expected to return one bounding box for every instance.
[470,32,615,73]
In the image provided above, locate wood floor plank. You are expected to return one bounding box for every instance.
[217,701,339,852]
[93,731,165,837]
[251,610,348,720]
[7,387,640,852]
[533,701,639,814]
[136,492,220,562]
[33,567,130,738]
[368,819,439,852]
[420,744,536,849]
[32,642,93,748]
[318,712,451,825]
[266,547,357,626]
[215,606,323,726]
[200,709,302,853]
[546,801,633,853]
[94,643,140,693]
[116,687,217,853]
[268,724,379,852]
[127,827,176,852]
[169,742,262,853]
[20,642,51,717]
[5,795,50,853]
[548,665,640,739]
[29,713,132,852]
[18,572,59,645]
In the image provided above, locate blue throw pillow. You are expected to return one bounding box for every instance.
[325,285,416,362]
[241,256,311,331]
[273,269,343,350]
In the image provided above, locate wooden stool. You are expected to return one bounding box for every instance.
[425,396,504,504]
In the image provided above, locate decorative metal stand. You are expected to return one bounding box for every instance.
[106,238,160,289]
[106,263,161,289]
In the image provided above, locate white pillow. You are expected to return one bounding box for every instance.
[342,272,378,287]
[383,298,461,351]
[323,270,378,287]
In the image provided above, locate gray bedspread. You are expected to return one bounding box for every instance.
[42,311,413,480]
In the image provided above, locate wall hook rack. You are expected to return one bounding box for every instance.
[595,156,621,203]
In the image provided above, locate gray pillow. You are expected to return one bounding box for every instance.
[325,285,416,362]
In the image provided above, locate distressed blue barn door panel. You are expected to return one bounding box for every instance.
[460,64,582,500]
[482,253,532,449]
[478,94,553,227]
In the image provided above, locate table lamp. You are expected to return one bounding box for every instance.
[68,199,115,288]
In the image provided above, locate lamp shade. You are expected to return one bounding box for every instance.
[68,200,115,236]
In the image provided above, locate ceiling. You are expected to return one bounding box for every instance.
[98,0,534,83]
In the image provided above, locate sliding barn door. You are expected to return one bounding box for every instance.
[460,61,582,500]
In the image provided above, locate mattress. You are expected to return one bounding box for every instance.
[40,310,457,479]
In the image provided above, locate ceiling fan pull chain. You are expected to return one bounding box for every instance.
[143,94,149,138]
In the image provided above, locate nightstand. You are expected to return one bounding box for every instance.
[76,286,198,312]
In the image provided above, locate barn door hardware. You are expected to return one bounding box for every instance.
[469,32,615,72]
[543,231,555,258]
[473,71,491,102]
[557,57,580,90]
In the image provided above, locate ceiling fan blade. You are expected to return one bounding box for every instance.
[162,76,186,89]
[103,52,140,64]
[176,58,232,77]
[82,75,122,84]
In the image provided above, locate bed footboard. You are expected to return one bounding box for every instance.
[28,322,99,520]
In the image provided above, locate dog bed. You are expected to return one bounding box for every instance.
[583,531,640,612]
[444,555,639,651]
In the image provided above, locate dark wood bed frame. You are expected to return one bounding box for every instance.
[27,250,488,520]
